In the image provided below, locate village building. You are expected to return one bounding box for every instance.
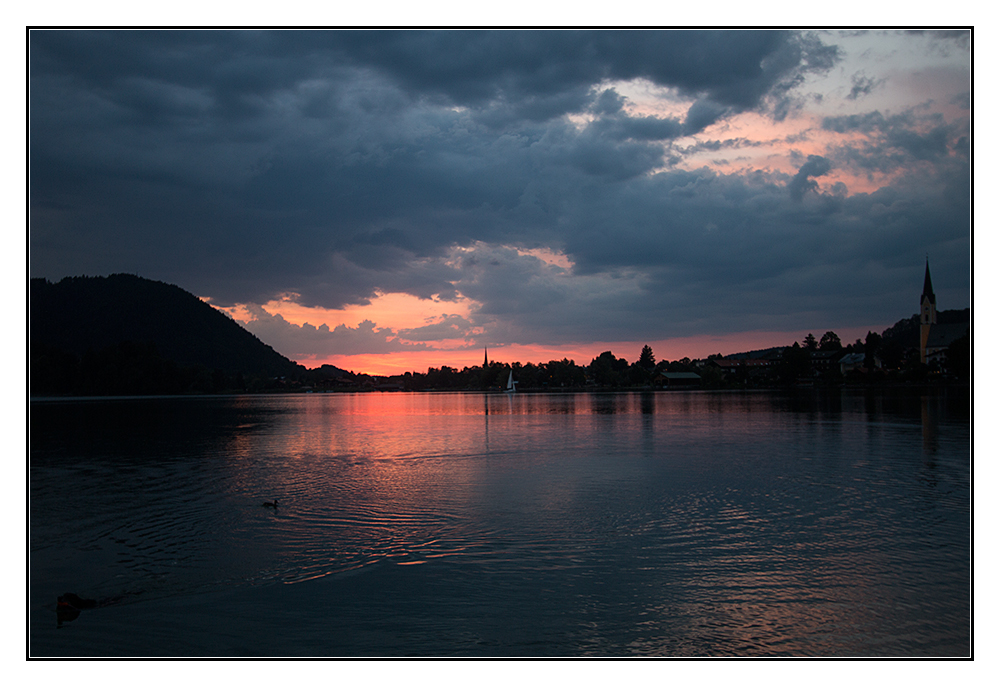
[809,349,843,374]
[657,371,702,389]
[838,352,881,377]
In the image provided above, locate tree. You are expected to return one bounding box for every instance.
[880,339,904,371]
[819,331,842,351]
[512,361,540,389]
[803,333,818,351]
[864,331,882,371]
[638,345,656,369]
[779,342,810,384]
[945,330,970,381]
[628,361,651,385]
[588,351,628,386]
[545,358,585,387]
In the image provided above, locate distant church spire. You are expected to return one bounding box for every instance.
[922,257,936,307]
[484,347,489,368]
[920,258,937,364]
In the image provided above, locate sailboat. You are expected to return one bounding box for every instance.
[504,369,518,393]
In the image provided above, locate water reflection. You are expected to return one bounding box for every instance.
[640,392,655,415]
[591,393,625,414]
[922,394,942,456]
[30,395,286,465]
[30,390,970,656]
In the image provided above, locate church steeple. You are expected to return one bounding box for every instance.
[922,258,936,309]
[920,258,937,363]
[484,347,489,368]
[920,258,937,326]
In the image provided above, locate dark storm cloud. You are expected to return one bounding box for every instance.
[445,158,969,344]
[822,109,968,178]
[29,29,821,130]
[683,99,731,134]
[324,30,835,115]
[239,305,427,358]
[586,100,685,142]
[32,30,837,301]
[788,155,833,200]
[29,30,969,351]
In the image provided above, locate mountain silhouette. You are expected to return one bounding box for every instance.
[30,274,313,395]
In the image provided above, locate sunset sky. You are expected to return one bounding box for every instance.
[29,29,971,375]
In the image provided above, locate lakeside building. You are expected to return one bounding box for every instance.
[657,372,703,389]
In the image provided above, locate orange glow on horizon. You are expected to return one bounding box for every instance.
[244,291,477,331]
[206,295,886,377]
[297,326,882,376]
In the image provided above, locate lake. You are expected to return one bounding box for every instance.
[29,389,970,657]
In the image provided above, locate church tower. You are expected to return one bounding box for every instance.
[919,258,937,364]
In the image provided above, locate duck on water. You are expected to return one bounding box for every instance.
[262,499,278,509]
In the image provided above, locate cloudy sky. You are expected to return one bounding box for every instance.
[29,29,971,374]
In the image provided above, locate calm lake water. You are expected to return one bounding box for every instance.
[29,389,970,657]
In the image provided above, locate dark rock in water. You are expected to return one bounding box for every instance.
[58,592,97,609]
[56,592,98,627]
[56,604,81,626]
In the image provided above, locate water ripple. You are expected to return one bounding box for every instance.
[30,391,970,656]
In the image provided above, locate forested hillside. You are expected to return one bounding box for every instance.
[30,274,305,395]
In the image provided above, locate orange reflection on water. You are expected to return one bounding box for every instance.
[211,392,966,653]
[218,394,505,573]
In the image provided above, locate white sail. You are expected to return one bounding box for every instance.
[505,370,517,393]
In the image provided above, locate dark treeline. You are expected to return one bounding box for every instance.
[396,348,666,391]
[29,274,970,396]
[380,314,970,392]
[354,308,962,394]
[398,345,681,391]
